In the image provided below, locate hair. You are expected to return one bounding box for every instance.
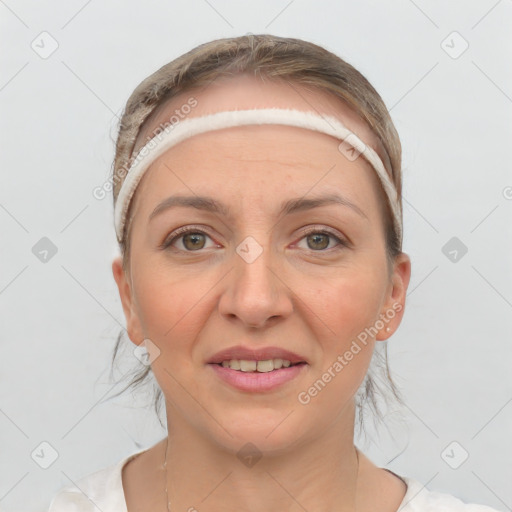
[108,33,406,440]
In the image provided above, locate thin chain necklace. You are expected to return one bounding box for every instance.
[162,437,360,511]
[163,436,171,512]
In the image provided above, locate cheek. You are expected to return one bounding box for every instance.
[301,271,385,343]
[296,274,383,413]
[132,265,219,346]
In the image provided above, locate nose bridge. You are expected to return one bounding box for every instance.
[219,235,293,327]
[236,235,274,293]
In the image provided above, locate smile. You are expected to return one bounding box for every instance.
[217,358,299,372]
[208,360,308,392]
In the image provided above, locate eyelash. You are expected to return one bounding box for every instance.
[160,225,349,253]
[159,225,218,252]
[298,227,349,251]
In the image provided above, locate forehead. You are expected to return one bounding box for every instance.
[124,75,392,244]
[133,73,385,161]
[128,113,386,231]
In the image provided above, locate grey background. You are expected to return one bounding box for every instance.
[1,1,511,511]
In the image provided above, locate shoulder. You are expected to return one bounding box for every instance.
[47,450,146,512]
[398,475,502,512]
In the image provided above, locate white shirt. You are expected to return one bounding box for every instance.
[48,449,501,512]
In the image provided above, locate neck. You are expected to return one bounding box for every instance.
[162,401,363,512]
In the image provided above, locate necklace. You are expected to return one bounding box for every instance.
[163,437,360,511]
[163,436,171,512]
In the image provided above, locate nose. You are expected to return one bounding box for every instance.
[218,239,294,329]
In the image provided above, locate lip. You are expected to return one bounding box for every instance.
[207,345,308,365]
[209,362,308,392]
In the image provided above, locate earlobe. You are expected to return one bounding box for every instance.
[376,252,411,341]
[111,255,144,345]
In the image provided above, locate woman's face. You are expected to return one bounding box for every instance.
[113,74,410,453]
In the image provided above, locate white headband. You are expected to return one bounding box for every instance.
[114,108,402,243]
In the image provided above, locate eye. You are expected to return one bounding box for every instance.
[160,227,219,252]
[296,228,348,251]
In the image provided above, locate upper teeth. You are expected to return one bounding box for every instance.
[220,359,292,372]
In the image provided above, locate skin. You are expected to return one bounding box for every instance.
[112,73,411,512]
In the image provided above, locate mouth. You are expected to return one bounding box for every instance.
[211,358,307,373]
[208,360,308,392]
[207,345,308,367]
[207,346,309,392]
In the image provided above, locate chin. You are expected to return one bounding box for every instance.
[205,409,309,456]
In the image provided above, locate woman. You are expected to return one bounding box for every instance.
[48,34,500,511]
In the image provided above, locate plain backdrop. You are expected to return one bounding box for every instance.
[1,1,511,511]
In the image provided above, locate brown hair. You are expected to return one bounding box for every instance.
[109,34,405,438]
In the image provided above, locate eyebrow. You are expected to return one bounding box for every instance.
[280,194,367,219]
[149,196,230,221]
[148,193,367,222]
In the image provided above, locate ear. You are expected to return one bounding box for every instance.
[376,252,411,341]
[112,255,144,345]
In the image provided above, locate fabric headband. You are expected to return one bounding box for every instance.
[114,108,402,243]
